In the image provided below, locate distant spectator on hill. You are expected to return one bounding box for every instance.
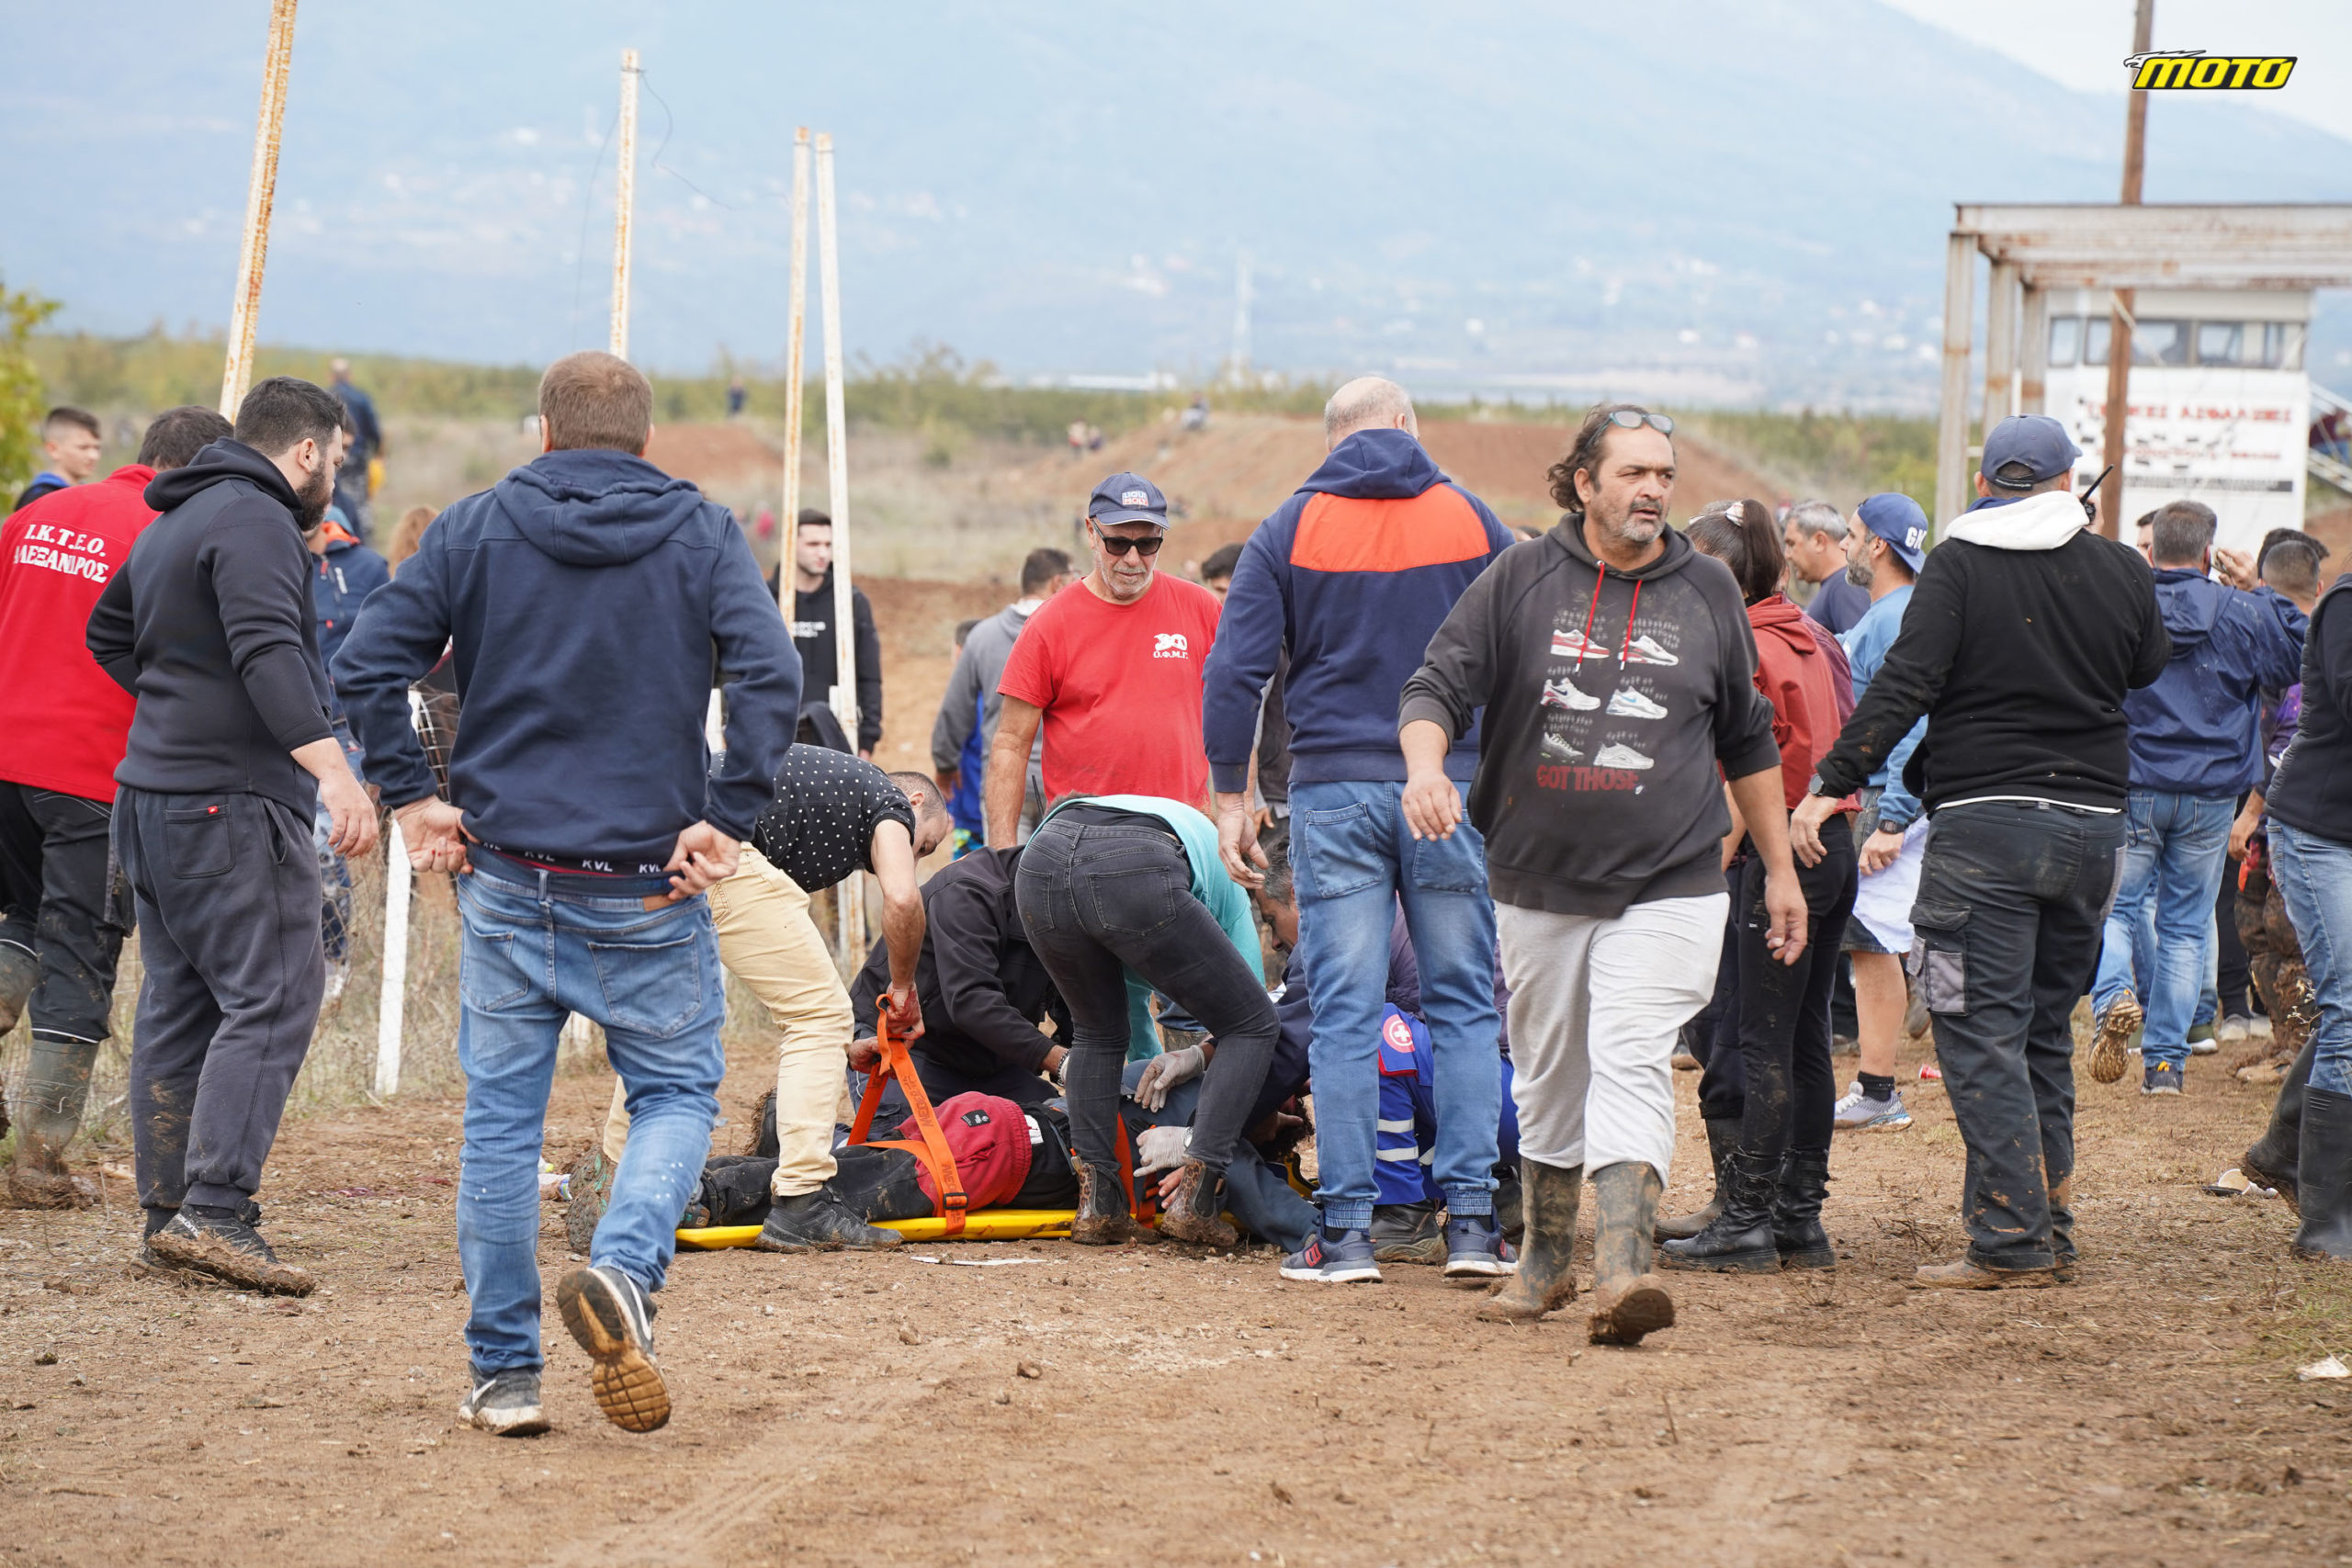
[1783,499,1868,635]
[933,547,1073,841]
[772,509,882,758]
[13,408,105,513]
[328,359,385,539]
[383,505,439,575]
[727,378,747,419]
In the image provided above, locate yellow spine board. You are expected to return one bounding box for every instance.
[674,1209,1091,1250]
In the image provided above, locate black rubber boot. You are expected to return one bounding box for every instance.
[2290,1087,2352,1261]
[1587,1162,1674,1346]
[2244,1033,2318,1214]
[752,1187,905,1253]
[1659,1149,1781,1272]
[1369,1201,1446,1265]
[1654,1116,1737,1243]
[1477,1159,1581,1322]
[1770,1147,1836,1270]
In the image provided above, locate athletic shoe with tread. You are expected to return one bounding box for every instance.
[1280,1228,1382,1284]
[1591,743,1654,771]
[1539,734,1583,763]
[458,1368,550,1437]
[1831,1085,1912,1133]
[2142,1058,2183,1096]
[1540,677,1600,712]
[1907,1257,2060,1291]
[1550,628,1602,660]
[1441,1213,1519,1279]
[752,1187,905,1252]
[2089,994,2141,1084]
[564,1145,612,1256]
[556,1265,671,1433]
[1623,634,1679,666]
[1605,687,1668,720]
[146,1203,315,1296]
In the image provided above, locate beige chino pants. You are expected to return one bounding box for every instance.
[602,845,854,1198]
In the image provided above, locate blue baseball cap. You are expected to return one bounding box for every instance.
[1855,492,1928,572]
[1980,414,2081,490]
[1086,471,1169,528]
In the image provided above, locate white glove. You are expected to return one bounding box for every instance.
[1135,1124,1193,1176]
[1134,1044,1206,1111]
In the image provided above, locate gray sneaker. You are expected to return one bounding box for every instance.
[458,1368,549,1437]
[1832,1083,1913,1133]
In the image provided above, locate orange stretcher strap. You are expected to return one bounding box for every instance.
[846,1016,968,1235]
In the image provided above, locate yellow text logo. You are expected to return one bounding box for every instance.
[2126,51,2296,90]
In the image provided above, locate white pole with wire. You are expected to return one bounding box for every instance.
[220,0,300,417]
[609,48,640,360]
[374,690,424,1099]
[815,132,865,964]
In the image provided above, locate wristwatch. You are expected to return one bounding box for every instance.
[1804,772,1835,798]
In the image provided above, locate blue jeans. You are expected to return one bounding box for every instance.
[2092,791,2234,1069]
[454,861,725,1378]
[2270,823,2352,1098]
[1291,779,1499,1232]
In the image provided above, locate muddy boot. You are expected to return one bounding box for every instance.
[1770,1147,1836,1270]
[146,1202,315,1296]
[2088,991,2141,1085]
[0,942,35,1035]
[2048,1175,2075,1282]
[752,1187,905,1252]
[1370,1201,1446,1264]
[1157,1159,1238,1247]
[1654,1115,1736,1243]
[1492,1174,1524,1245]
[2290,1087,2352,1262]
[565,1145,613,1256]
[1478,1159,1581,1323]
[1586,1162,1675,1346]
[1068,1156,1157,1246]
[1660,1148,1781,1272]
[2243,1033,2317,1214]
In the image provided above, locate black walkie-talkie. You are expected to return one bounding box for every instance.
[2080,463,2116,527]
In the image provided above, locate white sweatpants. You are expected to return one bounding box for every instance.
[1496,894,1729,1182]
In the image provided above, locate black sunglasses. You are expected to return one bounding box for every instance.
[1091,530,1166,558]
[1602,410,1675,436]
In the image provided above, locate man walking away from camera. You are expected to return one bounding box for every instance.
[12,407,106,513]
[933,547,1072,838]
[85,379,373,1295]
[1399,403,1797,1343]
[1792,415,2168,1290]
[334,351,797,1438]
[1786,500,1870,636]
[2088,500,2302,1097]
[1204,377,1517,1285]
[0,405,231,1207]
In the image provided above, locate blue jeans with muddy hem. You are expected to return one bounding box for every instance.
[2269,823,2352,1100]
[1290,779,1499,1234]
[454,859,724,1380]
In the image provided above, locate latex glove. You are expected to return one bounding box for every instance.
[1134,1124,1192,1176]
[1134,1044,1206,1111]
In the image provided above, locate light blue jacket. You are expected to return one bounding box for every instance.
[1840,584,1927,831]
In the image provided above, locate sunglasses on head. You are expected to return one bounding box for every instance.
[1602,410,1675,436]
[1091,528,1166,557]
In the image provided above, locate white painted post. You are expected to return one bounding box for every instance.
[815,132,866,964]
[220,0,300,417]
[609,49,640,360]
[375,813,409,1099]
[777,129,811,602]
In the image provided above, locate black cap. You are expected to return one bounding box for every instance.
[1086,471,1169,528]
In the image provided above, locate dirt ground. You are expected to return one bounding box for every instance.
[6,1026,2347,1568]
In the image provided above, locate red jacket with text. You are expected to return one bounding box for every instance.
[0,466,160,800]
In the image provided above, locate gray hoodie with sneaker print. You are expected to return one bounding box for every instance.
[1399,518,1781,918]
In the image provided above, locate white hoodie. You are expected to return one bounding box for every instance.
[1940,488,2087,552]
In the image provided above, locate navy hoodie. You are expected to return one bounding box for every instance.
[332,447,798,871]
[311,525,390,716]
[2122,568,2304,796]
[1203,429,1512,789]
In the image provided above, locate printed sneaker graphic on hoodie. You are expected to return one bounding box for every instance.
[1605,687,1668,720]
[1591,742,1655,771]
[1551,627,1603,660]
[1624,634,1679,667]
[1541,677,1600,712]
[1540,733,1584,762]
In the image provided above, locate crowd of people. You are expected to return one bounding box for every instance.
[1,355,2346,1442]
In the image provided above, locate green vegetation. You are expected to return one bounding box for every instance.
[0,279,64,495]
[1680,408,1939,513]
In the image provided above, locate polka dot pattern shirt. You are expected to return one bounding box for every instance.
[752,743,915,892]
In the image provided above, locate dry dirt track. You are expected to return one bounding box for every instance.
[5,1026,2348,1568]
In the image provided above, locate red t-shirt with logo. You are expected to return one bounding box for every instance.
[0,466,159,801]
[996,571,1222,807]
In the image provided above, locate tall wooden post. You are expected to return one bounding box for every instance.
[777,130,811,605]
[815,132,866,962]
[1984,261,2019,429]
[2099,0,2155,538]
[1933,231,1976,534]
[609,49,641,359]
[220,0,300,418]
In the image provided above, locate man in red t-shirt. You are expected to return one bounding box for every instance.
[0,405,231,1203]
[984,471,1221,845]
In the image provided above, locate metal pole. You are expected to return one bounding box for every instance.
[220,0,300,418]
[816,131,866,961]
[1933,231,1976,534]
[1984,260,2018,428]
[2099,0,2155,538]
[777,129,811,610]
[609,48,640,360]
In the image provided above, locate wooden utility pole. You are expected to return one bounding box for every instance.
[220,0,300,418]
[777,129,811,604]
[610,49,641,359]
[815,131,866,962]
[2099,0,2155,538]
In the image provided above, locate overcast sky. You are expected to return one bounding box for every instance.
[1886,0,2352,141]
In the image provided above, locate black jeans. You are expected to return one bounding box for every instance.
[114,787,325,1213]
[0,783,130,1159]
[1910,800,2124,1271]
[1696,836,1860,1154]
[1013,811,1278,1179]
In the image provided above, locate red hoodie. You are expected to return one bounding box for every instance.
[0,465,158,801]
[1747,593,1857,811]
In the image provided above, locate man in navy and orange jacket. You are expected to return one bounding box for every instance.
[1202,376,1516,1284]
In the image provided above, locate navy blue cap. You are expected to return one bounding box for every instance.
[1980,414,2081,490]
[1086,471,1169,528]
[1856,492,1928,572]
